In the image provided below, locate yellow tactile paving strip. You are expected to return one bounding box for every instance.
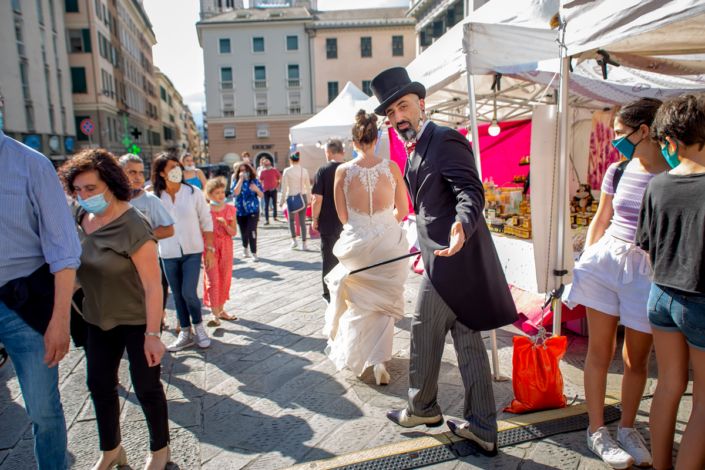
[287,395,621,470]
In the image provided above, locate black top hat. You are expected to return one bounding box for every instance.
[371,67,426,116]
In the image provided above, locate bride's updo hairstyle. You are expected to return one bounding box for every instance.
[352,109,378,146]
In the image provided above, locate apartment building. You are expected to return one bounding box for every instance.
[308,8,415,112]
[1,0,76,163]
[407,0,489,53]
[197,6,314,168]
[184,106,203,162]
[65,0,161,166]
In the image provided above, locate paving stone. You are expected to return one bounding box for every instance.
[202,448,255,469]
[0,401,29,450]
[0,438,35,470]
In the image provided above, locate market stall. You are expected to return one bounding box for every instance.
[398,0,705,333]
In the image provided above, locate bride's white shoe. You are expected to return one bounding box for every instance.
[373,363,390,385]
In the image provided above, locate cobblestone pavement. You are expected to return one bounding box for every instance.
[0,222,693,469]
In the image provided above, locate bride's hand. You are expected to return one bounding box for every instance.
[434,221,465,257]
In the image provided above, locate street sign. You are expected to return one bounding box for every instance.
[79,118,95,136]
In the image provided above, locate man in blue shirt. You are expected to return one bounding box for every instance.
[0,130,81,469]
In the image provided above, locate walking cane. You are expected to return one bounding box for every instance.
[348,251,418,275]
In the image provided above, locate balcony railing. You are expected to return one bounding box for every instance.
[254,79,267,89]
[220,80,233,90]
[287,79,300,88]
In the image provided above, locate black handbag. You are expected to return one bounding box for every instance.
[0,264,54,334]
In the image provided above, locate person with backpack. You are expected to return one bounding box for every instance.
[564,98,669,468]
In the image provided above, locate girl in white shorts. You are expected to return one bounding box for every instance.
[564,98,670,469]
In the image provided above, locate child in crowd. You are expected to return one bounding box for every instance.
[203,177,238,326]
[636,93,705,470]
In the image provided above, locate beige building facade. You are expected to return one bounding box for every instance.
[308,8,416,112]
[1,0,76,163]
[65,0,161,168]
[197,7,314,169]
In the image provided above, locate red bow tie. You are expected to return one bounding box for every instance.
[405,141,417,155]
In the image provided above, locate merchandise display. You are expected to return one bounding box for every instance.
[570,184,597,228]
[483,178,531,239]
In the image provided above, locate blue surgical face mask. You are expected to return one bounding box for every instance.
[78,191,109,215]
[209,199,223,207]
[611,127,642,160]
[660,140,681,169]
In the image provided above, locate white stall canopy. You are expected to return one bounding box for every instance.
[289,81,373,146]
[563,0,705,64]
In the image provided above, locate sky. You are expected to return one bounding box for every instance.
[142,0,408,126]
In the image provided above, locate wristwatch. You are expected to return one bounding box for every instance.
[144,331,161,338]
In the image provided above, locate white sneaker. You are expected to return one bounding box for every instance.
[243,247,251,258]
[193,322,211,348]
[302,241,308,251]
[290,240,298,249]
[587,427,635,469]
[252,253,259,262]
[167,330,194,352]
[617,426,652,467]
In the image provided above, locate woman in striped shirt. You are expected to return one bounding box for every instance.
[565,98,669,469]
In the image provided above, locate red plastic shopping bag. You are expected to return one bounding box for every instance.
[505,334,568,414]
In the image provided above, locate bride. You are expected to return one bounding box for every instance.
[323,110,410,386]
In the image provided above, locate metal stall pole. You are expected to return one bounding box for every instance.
[552,23,571,336]
[465,56,505,381]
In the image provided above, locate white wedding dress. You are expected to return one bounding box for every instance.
[323,158,409,377]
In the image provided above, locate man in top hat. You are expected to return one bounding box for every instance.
[371,67,517,455]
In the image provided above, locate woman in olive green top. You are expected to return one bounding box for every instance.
[60,149,170,470]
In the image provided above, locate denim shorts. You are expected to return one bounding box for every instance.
[648,283,705,350]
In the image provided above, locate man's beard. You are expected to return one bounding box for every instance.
[396,120,420,142]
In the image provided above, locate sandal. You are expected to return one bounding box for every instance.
[218,312,238,321]
[207,315,221,327]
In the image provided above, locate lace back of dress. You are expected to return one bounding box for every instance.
[343,160,396,217]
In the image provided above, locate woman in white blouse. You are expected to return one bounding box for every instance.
[151,153,215,352]
[280,152,312,250]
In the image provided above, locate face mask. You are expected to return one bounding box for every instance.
[209,200,223,207]
[184,165,196,171]
[611,127,642,160]
[78,191,109,215]
[661,141,681,169]
[167,166,183,183]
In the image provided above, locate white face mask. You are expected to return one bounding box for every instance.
[184,165,196,171]
[167,166,183,184]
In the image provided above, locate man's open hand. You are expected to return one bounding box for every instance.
[434,221,465,257]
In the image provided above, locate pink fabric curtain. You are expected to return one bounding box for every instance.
[388,119,533,210]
